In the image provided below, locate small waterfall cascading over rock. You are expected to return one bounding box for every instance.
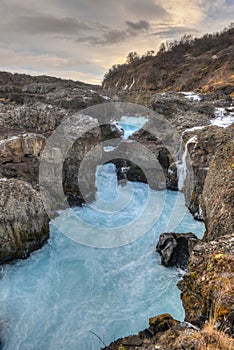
[176,138,187,191]
[176,135,198,191]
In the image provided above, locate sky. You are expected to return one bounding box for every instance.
[0,0,233,84]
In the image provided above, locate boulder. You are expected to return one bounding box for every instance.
[0,178,49,264]
[156,232,199,270]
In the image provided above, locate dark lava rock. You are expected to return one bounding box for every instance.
[156,232,199,270]
[103,314,179,350]
[148,313,179,334]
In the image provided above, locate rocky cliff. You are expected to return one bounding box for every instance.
[0,178,49,264]
[201,139,234,240]
[103,26,234,95]
[182,124,234,218]
[177,140,234,333]
[0,73,121,262]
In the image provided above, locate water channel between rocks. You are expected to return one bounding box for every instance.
[0,116,205,350]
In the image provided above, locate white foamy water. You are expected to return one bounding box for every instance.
[118,116,148,139]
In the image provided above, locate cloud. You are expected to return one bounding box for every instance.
[152,26,198,38]
[125,0,169,19]
[225,0,234,5]
[6,14,92,34]
[125,20,150,31]
[75,20,151,46]
[76,29,127,45]
[0,0,232,83]
[102,29,128,44]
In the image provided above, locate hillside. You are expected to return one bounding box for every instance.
[103,25,234,95]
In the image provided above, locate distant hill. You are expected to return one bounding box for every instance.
[0,71,103,108]
[0,71,100,95]
[102,25,234,95]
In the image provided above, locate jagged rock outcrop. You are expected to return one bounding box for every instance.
[62,117,102,206]
[103,138,176,191]
[130,129,178,190]
[103,314,179,350]
[0,102,71,133]
[0,178,49,264]
[182,124,234,218]
[0,71,105,109]
[40,114,123,209]
[201,140,234,240]
[103,310,234,349]
[0,133,46,186]
[177,137,234,337]
[107,126,179,190]
[0,71,109,136]
[150,93,214,132]
[178,234,234,335]
[0,74,122,209]
[156,232,198,270]
[0,78,120,266]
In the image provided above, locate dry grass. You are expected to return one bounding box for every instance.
[197,323,234,350]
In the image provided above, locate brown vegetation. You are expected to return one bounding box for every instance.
[103,24,234,94]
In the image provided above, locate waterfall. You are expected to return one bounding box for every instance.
[176,135,198,191]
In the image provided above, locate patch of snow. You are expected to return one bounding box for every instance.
[215,107,225,118]
[181,91,201,102]
[103,146,116,152]
[129,78,135,90]
[101,95,111,100]
[82,96,92,101]
[183,125,207,135]
[211,114,234,128]
[0,136,21,146]
[123,84,128,91]
[199,167,209,171]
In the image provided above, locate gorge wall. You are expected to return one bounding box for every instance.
[0,72,117,263]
